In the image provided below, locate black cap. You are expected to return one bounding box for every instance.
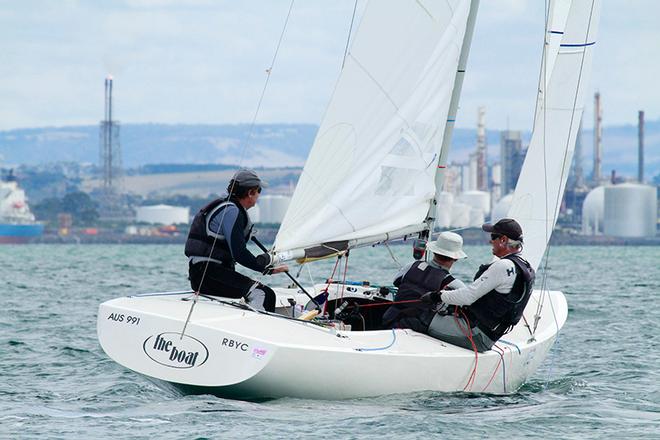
[482,218,523,241]
[231,169,268,188]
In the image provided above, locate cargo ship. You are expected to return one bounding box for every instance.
[0,173,43,243]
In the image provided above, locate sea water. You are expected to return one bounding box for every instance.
[1,244,658,439]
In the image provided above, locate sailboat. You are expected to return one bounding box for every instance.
[97,0,601,400]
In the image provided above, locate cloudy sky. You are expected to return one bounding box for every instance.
[1,0,657,132]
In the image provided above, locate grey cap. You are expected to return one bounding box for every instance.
[231,169,268,188]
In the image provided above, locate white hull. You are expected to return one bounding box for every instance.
[97,286,567,400]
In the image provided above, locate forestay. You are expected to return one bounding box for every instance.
[274,0,472,261]
[508,0,601,271]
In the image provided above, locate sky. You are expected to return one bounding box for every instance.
[1,0,658,132]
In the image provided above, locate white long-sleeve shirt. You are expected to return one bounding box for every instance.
[440,256,518,306]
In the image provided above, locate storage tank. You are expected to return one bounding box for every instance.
[450,202,471,228]
[434,192,454,229]
[491,193,514,222]
[581,186,605,235]
[247,204,260,224]
[257,195,291,224]
[603,183,657,237]
[135,204,190,225]
[468,207,485,227]
[458,190,491,214]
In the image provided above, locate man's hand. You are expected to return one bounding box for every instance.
[269,264,289,274]
[420,291,441,304]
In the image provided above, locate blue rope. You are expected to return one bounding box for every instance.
[355,329,397,352]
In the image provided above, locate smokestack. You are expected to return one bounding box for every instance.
[638,110,644,183]
[476,107,487,191]
[611,169,616,184]
[593,92,602,185]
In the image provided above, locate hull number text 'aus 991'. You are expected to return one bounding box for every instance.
[107,313,141,325]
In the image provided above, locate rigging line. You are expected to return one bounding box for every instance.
[534,0,596,335]
[180,1,296,339]
[482,346,504,392]
[530,0,551,131]
[536,0,551,334]
[237,0,296,167]
[543,287,562,388]
[341,0,359,70]
[384,241,402,269]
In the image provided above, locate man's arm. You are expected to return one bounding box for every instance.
[445,278,466,290]
[440,259,515,306]
[214,205,270,273]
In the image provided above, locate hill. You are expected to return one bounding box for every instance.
[1,121,658,179]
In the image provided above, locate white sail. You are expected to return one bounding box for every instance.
[509,0,601,270]
[274,0,472,259]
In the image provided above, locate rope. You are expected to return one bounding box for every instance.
[355,329,397,351]
[533,0,597,337]
[341,0,359,70]
[384,241,402,269]
[455,309,478,391]
[482,345,504,392]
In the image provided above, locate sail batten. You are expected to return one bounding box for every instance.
[274,0,473,256]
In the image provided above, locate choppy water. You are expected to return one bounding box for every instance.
[1,244,659,439]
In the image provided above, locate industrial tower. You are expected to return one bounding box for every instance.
[476,107,488,191]
[592,92,602,185]
[98,75,124,219]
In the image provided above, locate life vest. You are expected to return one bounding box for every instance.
[383,261,454,326]
[464,253,535,341]
[184,196,253,264]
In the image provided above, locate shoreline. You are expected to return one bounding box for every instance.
[24,227,660,246]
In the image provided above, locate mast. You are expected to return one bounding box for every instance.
[430,0,480,231]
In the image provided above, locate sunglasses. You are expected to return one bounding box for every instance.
[490,233,503,240]
[257,187,262,194]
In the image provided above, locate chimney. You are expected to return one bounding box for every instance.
[638,110,644,183]
[593,92,602,185]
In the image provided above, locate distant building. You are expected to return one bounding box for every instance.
[500,130,525,196]
[135,204,189,225]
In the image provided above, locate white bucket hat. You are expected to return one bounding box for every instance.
[426,232,467,260]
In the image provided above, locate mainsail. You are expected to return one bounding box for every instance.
[509,0,601,271]
[274,0,475,261]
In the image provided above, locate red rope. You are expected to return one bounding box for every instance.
[454,308,479,391]
[344,299,421,309]
[482,345,504,392]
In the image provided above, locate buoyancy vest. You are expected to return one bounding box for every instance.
[464,253,535,341]
[184,197,253,264]
[383,261,454,326]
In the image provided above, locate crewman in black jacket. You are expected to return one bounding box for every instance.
[185,169,288,311]
[424,218,535,352]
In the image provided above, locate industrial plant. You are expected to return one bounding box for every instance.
[441,94,658,240]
